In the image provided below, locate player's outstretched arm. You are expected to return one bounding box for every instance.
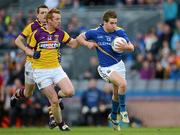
[67,38,80,48]
[77,33,97,49]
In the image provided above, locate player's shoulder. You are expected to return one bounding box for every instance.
[23,20,40,31]
[85,26,100,35]
[116,26,125,31]
[55,29,68,37]
[27,20,40,27]
[88,25,101,32]
[57,28,66,33]
[32,26,44,36]
[23,22,34,30]
[91,27,100,31]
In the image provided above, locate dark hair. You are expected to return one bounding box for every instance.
[103,10,117,22]
[37,5,48,14]
[46,8,60,21]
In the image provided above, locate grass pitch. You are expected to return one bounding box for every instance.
[0,127,180,135]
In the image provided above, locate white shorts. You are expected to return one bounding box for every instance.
[25,61,35,84]
[33,66,68,90]
[97,60,126,82]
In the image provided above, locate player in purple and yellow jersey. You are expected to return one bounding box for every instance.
[11,5,48,104]
[77,10,134,131]
[10,5,64,129]
[27,8,79,131]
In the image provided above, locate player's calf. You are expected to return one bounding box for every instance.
[48,106,57,129]
[10,88,25,107]
[58,98,64,110]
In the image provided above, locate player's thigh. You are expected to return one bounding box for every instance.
[109,71,126,87]
[33,69,53,90]
[53,67,74,94]
[41,85,58,104]
[97,61,126,82]
[57,77,74,94]
[24,61,35,85]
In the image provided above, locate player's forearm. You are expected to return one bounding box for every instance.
[77,34,89,47]
[15,36,26,51]
[125,42,134,52]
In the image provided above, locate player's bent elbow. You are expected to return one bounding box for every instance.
[15,38,19,46]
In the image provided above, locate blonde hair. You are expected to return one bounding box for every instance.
[46,8,60,21]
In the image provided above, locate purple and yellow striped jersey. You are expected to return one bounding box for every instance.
[29,27,71,69]
[20,19,43,62]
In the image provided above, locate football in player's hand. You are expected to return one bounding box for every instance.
[111,37,127,53]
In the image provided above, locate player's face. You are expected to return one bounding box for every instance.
[37,8,49,24]
[104,18,117,32]
[51,13,61,29]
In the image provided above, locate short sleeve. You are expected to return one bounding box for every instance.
[28,30,38,48]
[62,31,71,44]
[21,23,33,38]
[85,29,96,40]
[117,29,130,43]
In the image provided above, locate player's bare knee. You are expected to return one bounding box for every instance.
[64,89,74,97]
[119,82,127,93]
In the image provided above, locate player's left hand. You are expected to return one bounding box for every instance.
[25,47,34,57]
[33,51,41,59]
[115,41,127,52]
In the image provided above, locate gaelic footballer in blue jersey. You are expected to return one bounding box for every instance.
[77,10,134,131]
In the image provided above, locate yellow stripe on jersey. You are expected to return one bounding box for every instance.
[62,31,70,43]
[28,30,37,48]
[116,27,124,31]
[90,26,99,31]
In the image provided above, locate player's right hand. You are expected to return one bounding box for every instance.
[25,47,34,57]
[33,51,41,59]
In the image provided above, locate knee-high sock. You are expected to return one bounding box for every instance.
[15,88,25,99]
[51,103,62,124]
[111,100,119,120]
[48,106,55,121]
[118,94,126,112]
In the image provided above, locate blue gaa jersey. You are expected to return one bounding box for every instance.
[85,25,130,67]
